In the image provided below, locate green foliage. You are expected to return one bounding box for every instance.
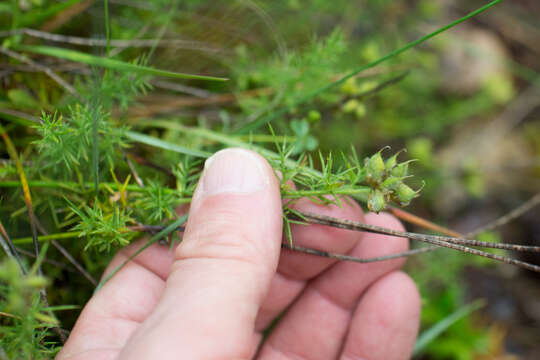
[0,259,59,359]
[14,44,228,82]
[133,180,180,223]
[33,106,128,176]
[420,288,489,360]
[70,201,135,252]
[78,61,152,111]
[289,119,318,154]
[234,28,348,115]
[414,299,486,357]
[0,0,528,358]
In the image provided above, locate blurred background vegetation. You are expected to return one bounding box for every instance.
[1,0,539,358]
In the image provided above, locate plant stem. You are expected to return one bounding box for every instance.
[283,187,370,198]
[12,232,82,245]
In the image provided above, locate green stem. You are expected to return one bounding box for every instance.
[130,119,323,178]
[1,179,369,203]
[12,232,82,245]
[236,135,297,143]
[0,180,192,204]
[0,180,164,193]
[284,187,370,199]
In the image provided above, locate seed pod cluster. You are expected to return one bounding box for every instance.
[364,149,422,213]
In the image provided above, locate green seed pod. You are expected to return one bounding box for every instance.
[385,154,398,171]
[385,149,406,171]
[391,162,408,178]
[368,189,386,213]
[365,151,385,183]
[395,183,418,205]
[381,176,402,191]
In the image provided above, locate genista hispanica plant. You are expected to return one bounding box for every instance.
[2,0,540,358]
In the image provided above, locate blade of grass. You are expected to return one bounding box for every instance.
[12,45,228,81]
[125,130,211,158]
[235,0,503,134]
[129,121,323,178]
[413,299,486,356]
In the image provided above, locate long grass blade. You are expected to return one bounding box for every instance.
[125,130,211,158]
[13,45,228,81]
[413,299,486,356]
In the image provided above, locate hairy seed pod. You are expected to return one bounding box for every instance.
[365,151,385,184]
[391,162,409,178]
[381,176,402,191]
[385,149,406,171]
[396,183,418,205]
[368,189,386,213]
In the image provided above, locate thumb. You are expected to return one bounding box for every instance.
[120,148,283,360]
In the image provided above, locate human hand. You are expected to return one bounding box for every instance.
[57,148,421,360]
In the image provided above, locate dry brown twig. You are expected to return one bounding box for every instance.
[135,193,540,273]
[290,191,540,272]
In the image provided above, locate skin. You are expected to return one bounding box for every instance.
[57,148,421,360]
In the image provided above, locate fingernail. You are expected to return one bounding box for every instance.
[200,148,269,196]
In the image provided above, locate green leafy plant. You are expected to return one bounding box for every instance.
[3,0,539,358]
